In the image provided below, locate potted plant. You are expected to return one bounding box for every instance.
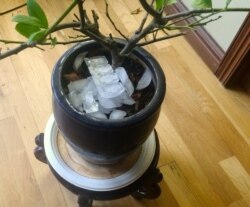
[0,0,249,194]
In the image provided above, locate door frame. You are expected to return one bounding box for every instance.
[166,3,249,87]
[215,13,250,87]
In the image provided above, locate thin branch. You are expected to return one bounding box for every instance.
[0,43,30,59]
[136,12,149,34]
[0,39,24,44]
[0,2,26,16]
[75,0,109,46]
[120,18,157,55]
[44,0,79,37]
[164,12,223,31]
[68,34,88,39]
[167,14,197,26]
[135,0,155,34]
[162,8,250,23]
[137,32,185,46]
[191,15,222,27]
[138,0,162,20]
[52,22,81,32]
[190,12,223,27]
[161,29,169,36]
[104,0,128,40]
[77,0,86,28]
[73,13,81,21]
[35,45,45,51]
[153,30,158,39]
[0,38,92,46]
[91,10,99,30]
[0,38,92,59]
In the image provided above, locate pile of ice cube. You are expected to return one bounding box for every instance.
[67,56,152,120]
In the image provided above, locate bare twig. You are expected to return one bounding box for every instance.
[135,0,155,34]
[138,0,162,20]
[135,12,149,34]
[191,15,222,27]
[75,0,109,46]
[0,43,30,59]
[0,2,26,16]
[120,18,157,55]
[189,12,221,27]
[43,0,80,38]
[153,30,158,39]
[77,0,86,28]
[91,10,99,30]
[0,38,92,59]
[161,29,169,36]
[167,14,197,26]
[162,8,250,23]
[68,34,88,39]
[137,32,185,46]
[52,22,81,32]
[0,38,91,46]
[104,0,128,40]
[73,13,81,21]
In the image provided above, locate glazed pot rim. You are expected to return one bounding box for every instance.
[52,40,166,128]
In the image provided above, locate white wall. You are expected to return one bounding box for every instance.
[180,0,249,51]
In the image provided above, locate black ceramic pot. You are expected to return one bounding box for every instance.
[52,39,166,163]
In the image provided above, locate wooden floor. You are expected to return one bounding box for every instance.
[0,1,250,206]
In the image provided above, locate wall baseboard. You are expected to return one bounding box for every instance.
[165,2,225,73]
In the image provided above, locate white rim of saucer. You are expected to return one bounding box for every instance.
[44,114,156,192]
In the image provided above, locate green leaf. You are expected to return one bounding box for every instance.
[27,0,48,28]
[28,29,46,44]
[12,15,45,28]
[192,0,212,9]
[15,23,40,38]
[155,0,177,11]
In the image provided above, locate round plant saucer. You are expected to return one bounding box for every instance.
[44,115,156,191]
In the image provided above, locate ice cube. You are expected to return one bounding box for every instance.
[82,91,99,113]
[88,111,107,119]
[115,67,134,96]
[85,56,108,68]
[68,91,82,108]
[109,110,127,120]
[80,77,97,98]
[68,78,90,93]
[136,67,152,90]
[88,65,113,80]
[97,82,125,99]
[99,72,119,85]
[98,94,122,109]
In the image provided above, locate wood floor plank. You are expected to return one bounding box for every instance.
[154,47,243,205]
[169,37,250,146]
[160,161,203,207]
[155,46,250,175]
[141,180,180,207]
[0,117,45,207]
[229,198,250,207]
[0,88,13,121]
[157,112,227,207]
[220,156,250,206]
[108,0,139,33]
[0,58,67,207]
